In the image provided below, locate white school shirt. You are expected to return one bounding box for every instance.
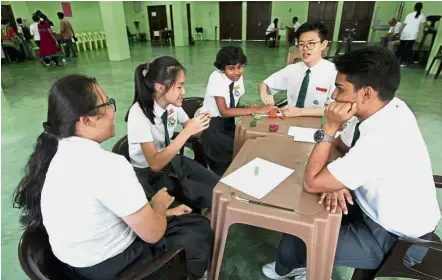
[202,70,245,118]
[293,22,301,32]
[264,59,337,108]
[328,98,440,238]
[266,23,276,35]
[41,137,148,267]
[127,102,189,168]
[401,12,426,41]
[388,22,402,35]
[30,22,40,41]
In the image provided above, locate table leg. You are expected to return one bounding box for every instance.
[208,196,229,280]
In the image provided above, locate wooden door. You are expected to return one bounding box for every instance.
[307,1,338,41]
[147,5,168,41]
[246,1,272,40]
[339,1,375,42]
[219,2,242,40]
[1,5,17,32]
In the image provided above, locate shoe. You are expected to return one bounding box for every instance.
[262,262,306,279]
[188,270,207,280]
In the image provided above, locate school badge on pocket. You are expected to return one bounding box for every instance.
[168,117,176,127]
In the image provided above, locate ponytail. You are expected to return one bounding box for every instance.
[13,132,58,230]
[13,74,100,231]
[414,2,423,18]
[126,57,186,125]
[125,63,156,124]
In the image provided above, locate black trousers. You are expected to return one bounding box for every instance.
[64,214,212,280]
[136,155,219,209]
[396,40,415,64]
[64,38,76,58]
[275,202,431,276]
[275,203,397,275]
[200,117,235,177]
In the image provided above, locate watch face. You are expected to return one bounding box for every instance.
[314,129,324,143]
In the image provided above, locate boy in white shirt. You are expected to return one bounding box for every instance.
[260,22,337,118]
[262,46,440,280]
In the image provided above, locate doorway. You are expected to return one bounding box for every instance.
[1,5,17,32]
[246,1,272,41]
[147,5,168,41]
[307,1,338,41]
[219,2,242,40]
[339,1,375,42]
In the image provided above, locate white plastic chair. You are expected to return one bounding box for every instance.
[99,31,107,47]
[87,32,99,50]
[93,32,104,48]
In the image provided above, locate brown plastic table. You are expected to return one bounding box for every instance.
[209,137,342,280]
[233,115,323,158]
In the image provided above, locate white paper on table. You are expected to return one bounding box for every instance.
[288,126,317,143]
[259,113,283,117]
[288,126,342,143]
[220,157,295,199]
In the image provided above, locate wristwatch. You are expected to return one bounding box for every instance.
[314,129,334,143]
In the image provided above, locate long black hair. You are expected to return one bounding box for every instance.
[414,2,423,18]
[13,75,100,230]
[273,18,279,29]
[125,56,186,125]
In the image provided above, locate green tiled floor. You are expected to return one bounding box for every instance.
[1,41,441,279]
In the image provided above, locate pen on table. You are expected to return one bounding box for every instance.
[235,196,294,212]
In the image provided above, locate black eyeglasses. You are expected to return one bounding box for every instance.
[297,41,323,50]
[95,98,116,112]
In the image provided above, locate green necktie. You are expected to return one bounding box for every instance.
[296,69,310,108]
[351,122,361,148]
[161,111,182,174]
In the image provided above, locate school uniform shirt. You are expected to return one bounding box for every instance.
[266,23,276,35]
[388,22,402,35]
[41,136,148,267]
[328,98,440,238]
[30,22,40,41]
[128,102,189,168]
[202,70,245,118]
[401,12,426,41]
[293,22,301,32]
[263,59,337,108]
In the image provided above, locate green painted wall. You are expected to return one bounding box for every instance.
[271,1,309,30]
[333,1,345,42]
[426,18,442,74]
[367,1,400,43]
[99,1,130,61]
[190,1,220,41]
[7,1,104,33]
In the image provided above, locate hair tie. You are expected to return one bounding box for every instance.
[42,122,54,135]
[142,63,150,77]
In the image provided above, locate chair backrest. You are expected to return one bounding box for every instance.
[112,135,130,162]
[18,227,66,280]
[154,31,160,37]
[195,27,203,33]
[182,97,204,118]
[426,15,441,28]
[434,175,442,188]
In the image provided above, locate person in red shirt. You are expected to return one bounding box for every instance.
[38,14,64,66]
[1,19,24,62]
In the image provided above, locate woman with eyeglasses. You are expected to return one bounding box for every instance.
[13,75,212,280]
[259,22,337,118]
[126,56,220,215]
[200,46,273,177]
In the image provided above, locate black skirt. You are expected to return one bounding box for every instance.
[200,117,235,177]
[136,155,220,210]
[63,214,212,280]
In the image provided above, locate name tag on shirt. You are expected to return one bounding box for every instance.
[316,87,328,93]
[168,108,174,116]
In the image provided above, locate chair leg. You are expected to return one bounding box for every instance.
[426,57,436,75]
[351,268,378,280]
[435,60,442,79]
